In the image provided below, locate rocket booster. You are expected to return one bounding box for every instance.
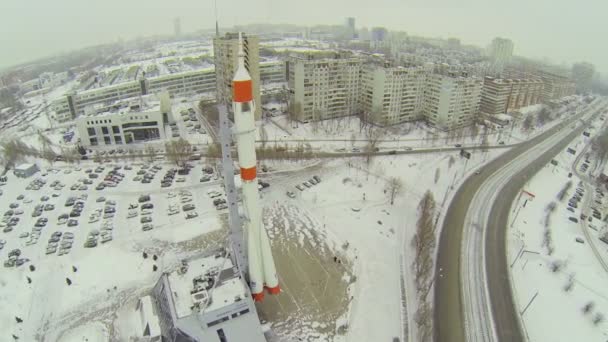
[232,32,280,302]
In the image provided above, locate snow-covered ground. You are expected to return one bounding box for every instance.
[508,114,608,342]
[0,161,228,341]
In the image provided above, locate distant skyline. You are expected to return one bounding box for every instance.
[1,0,606,75]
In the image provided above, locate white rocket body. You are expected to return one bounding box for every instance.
[232,33,280,302]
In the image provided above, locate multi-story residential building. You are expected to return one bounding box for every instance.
[480,76,543,115]
[75,94,172,146]
[538,70,576,102]
[423,70,482,130]
[213,32,261,119]
[359,62,427,125]
[51,69,216,123]
[488,37,514,74]
[259,60,286,84]
[287,53,362,122]
[152,248,266,342]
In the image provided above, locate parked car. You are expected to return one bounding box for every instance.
[286,191,296,198]
[183,204,196,211]
[138,195,151,203]
[142,203,154,210]
[140,216,152,224]
[142,224,154,231]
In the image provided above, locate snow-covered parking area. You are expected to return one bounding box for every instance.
[0,161,228,340]
[508,131,608,341]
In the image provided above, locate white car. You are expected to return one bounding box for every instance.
[168,209,180,216]
[208,191,222,198]
[141,210,153,216]
[23,198,33,204]
[181,197,193,203]
[176,177,186,183]
[19,232,29,238]
[167,192,177,198]
[127,211,138,219]
[58,218,68,225]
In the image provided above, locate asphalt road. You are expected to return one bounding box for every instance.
[434,102,605,342]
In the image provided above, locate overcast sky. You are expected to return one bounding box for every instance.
[1,0,606,75]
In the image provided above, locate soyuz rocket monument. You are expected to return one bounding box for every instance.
[232,33,280,301]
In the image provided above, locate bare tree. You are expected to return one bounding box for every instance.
[145,145,156,163]
[536,107,551,127]
[583,302,595,314]
[522,115,535,132]
[260,125,268,148]
[448,156,456,169]
[412,190,437,292]
[385,177,403,205]
[165,138,192,166]
[364,125,384,166]
[199,100,219,124]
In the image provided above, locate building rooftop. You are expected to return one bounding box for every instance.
[167,249,247,319]
[80,94,161,118]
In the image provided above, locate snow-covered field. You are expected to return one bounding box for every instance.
[508,116,608,342]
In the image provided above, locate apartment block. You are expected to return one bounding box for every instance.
[480,76,543,115]
[51,69,216,123]
[538,70,576,102]
[488,37,514,74]
[213,32,261,119]
[359,63,426,125]
[423,71,482,130]
[260,60,286,84]
[287,53,362,122]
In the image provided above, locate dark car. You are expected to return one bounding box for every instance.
[138,195,151,203]
[568,217,579,223]
[142,203,154,210]
[213,198,226,206]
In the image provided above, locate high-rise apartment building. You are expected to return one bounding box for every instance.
[213,33,261,119]
[360,62,427,125]
[287,53,362,122]
[488,37,514,74]
[423,71,482,130]
[345,17,356,39]
[480,76,543,115]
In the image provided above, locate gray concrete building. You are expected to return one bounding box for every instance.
[152,248,266,342]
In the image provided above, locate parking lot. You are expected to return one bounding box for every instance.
[0,160,240,266]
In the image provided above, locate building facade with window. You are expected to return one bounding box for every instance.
[359,63,427,126]
[151,248,266,342]
[287,53,362,122]
[75,95,171,146]
[423,71,482,130]
[213,32,261,119]
[480,76,544,115]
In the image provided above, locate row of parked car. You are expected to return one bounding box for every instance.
[46,231,74,255]
[294,175,322,193]
[4,248,29,268]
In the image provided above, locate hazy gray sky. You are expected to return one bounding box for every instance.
[1,0,606,74]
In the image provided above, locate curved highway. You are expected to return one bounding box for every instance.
[434,99,606,342]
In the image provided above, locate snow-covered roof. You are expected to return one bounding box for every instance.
[138,296,161,337]
[494,114,512,121]
[167,250,246,318]
[15,163,36,171]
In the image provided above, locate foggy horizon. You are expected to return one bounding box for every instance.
[1,0,607,75]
